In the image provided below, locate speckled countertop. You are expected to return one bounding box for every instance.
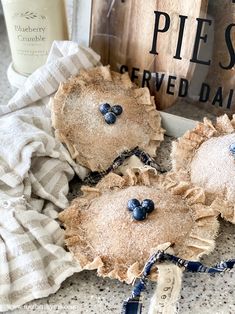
[0,15,234,314]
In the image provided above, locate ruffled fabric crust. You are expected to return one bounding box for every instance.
[171,114,235,224]
[59,168,219,284]
[51,66,164,172]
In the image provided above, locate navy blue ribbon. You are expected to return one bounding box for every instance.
[121,249,235,314]
[84,147,166,185]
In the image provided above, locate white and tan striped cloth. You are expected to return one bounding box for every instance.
[0,41,100,312]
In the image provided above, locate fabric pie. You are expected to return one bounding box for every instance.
[172,114,235,224]
[59,168,219,284]
[51,66,164,173]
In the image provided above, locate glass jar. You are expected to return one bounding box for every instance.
[2,0,69,75]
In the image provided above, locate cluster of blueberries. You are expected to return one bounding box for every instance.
[99,103,123,125]
[127,198,155,221]
[229,143,235,156]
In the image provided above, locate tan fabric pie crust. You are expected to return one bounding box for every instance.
[59,168,219,284]
[172,114,235,224]
[51,66,164,172]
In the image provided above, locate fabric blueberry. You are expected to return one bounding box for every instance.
[229,143,235,155]
[127,198,155,221]
[132,206,147,221]
[127,199,141,212]
[99,103,111,115]
[141,199,155,213]
[104,112,117,125]
[99,103,123,125]
[111,105,123,116]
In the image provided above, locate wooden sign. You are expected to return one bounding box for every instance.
[203,0,235,113]
[90,0,208,109]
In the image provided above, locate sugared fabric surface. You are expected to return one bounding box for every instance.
[59,169,219,284]
[51,66,164,172]
[172,115,235,224]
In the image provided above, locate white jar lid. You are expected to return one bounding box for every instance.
[7,63,27,89]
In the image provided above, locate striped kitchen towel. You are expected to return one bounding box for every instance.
[0,41,100,311]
